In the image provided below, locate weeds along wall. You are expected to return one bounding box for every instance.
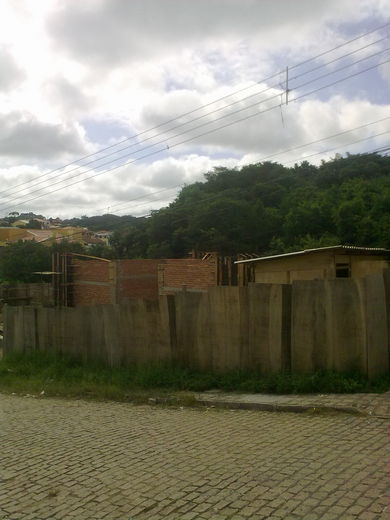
[3,271,390,378]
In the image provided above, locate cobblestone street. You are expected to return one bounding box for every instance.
[1,394,389,520]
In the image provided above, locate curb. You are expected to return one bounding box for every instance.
[196,399,367,416]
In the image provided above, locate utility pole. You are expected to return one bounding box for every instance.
[286,66,289,105]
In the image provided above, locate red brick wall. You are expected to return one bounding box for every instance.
[159,258,217,294]
[117,259,166,302]
[71,257,217,305]
[72,284,112,306]
[71,259,112,306]
[72,259,110,283]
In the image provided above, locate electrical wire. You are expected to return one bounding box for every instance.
[5,31,387,201]
[112,131,390,217]
[41,135,390,244]
[93,115,390,214]
[1,26,389,199]
[1,52,389,214]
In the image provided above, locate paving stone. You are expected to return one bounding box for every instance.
[0,393,389,519]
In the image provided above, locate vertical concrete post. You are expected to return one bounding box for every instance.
[175,290,212,370]
[281,284,292,372]
[363,272,389,379]
[328,279,366,373]
[246,284,291,374]
[383,269,390,369]
[109,261,118,304]
[165,295,177,361]
[291,280,328,373]
[2,304,11,355]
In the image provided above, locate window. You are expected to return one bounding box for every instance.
[336,263,350,278]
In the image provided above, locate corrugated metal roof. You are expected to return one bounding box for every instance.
[235,245,390,264]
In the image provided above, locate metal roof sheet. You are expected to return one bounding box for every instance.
[235,245,390,264]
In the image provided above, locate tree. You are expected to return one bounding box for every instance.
[24,219,42,229]
[0,241,51,282]
[91,154,390,258]
[87,243,114,259]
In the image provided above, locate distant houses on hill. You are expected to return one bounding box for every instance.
[0,215,110,247]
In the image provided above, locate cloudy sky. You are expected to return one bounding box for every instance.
[0,0,389,219]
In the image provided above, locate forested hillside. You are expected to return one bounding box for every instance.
[62,213,138,231]
[109,153,390,258]
[1,153,388,283]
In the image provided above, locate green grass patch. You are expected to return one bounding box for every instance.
[0,351,389,401]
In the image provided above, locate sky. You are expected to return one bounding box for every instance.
[0,0,389,219]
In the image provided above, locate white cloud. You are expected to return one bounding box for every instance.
[43,77,94,116]
[0,111,88,161]
[46,0,374,68]
[0,0,388,218]
[0,47,25,91]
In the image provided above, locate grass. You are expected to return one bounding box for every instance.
[0,351,389,402]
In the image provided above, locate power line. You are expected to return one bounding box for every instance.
[1,25,389,199]
[66,130,390,222]
[112,132,390,217]
[41,144,389,244]
[97,115,390,215]
[131,143,390,225]
[5,31,387,201]
[1,52,389,213]
[281,130,390,165]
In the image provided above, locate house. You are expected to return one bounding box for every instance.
[10,219,29,228]
[34,218,51,229]
[93,231,113,245]
[234,245,389,284]
[0,226,88,246]
[48,218,63,228]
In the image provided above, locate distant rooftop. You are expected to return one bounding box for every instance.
[235,245,390,264]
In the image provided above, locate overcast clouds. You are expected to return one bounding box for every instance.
[0,0,389,218]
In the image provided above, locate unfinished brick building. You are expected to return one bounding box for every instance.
[53,253,255,306]
[53,254,212,306]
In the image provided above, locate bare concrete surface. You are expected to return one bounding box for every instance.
[196,391,390,418]
[1,394,389,520]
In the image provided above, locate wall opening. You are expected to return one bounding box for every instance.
[335,263,350,278]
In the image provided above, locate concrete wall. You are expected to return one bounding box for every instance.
[4,298,172,366]
[254,251,388,284]
[0,283,53,307]
[350,256,389,278]
[4,272,389,377]
[291,271,389,378]
[173,284,291,372]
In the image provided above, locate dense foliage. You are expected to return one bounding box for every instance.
[0,241,85,283]
[0,153,389,281]
[109,153,390,258]
[62,213,138,231]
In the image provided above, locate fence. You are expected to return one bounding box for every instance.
[0,283,53,307]
[3,271,389,378]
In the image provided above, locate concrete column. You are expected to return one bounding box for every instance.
[363,272,389,379]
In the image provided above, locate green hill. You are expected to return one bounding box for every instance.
[109,153,390,258]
